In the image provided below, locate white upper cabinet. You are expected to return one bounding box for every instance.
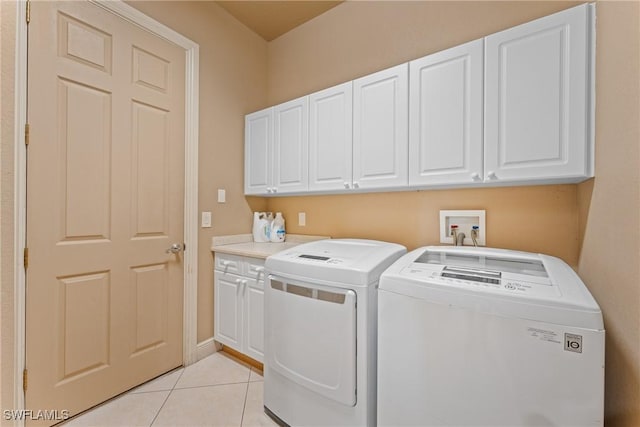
[244,107,273,195]
[484,3,594,183]
[309,82,353,192]
[353,63,409,190]
[273,96,309,194]
[244,5,594,196]
[409,39,484,186]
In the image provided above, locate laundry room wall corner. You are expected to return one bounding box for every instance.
[577,1,640,425]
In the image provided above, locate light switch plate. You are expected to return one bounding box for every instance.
[217,189,226,203]
[201,211,212,228]
[439,210,486,246]
[298,212,306,227]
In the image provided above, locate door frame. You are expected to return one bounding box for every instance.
[12,0,200,419]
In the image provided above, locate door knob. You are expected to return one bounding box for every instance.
[166,243,183,254]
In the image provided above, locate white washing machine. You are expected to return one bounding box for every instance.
[378,246,605,427]
[264,239,406,426]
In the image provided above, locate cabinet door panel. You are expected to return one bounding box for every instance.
[409,39,483,186]
[273,97,309,194]
[245,281,264,363]
[485,4,592,182]
[353,64,408,189]
[214,271,243,351]
[244,108,272,195]
[309,82,353,192]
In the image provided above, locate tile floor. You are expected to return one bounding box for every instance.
[64,352,278,427]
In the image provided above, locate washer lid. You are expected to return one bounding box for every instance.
[265,239,407,286]
[380,246,603,329]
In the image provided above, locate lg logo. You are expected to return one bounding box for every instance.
[564,333,583,353]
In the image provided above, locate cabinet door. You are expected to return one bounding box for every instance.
[244,108,273,195]
[273,96,309,194]
[484,4,593,183]
[353,63,409,189]
[214,271,243,351]
[244,280,264,363]
[309,82,353,192]
[409,40,484,186]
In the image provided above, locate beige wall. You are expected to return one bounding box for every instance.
[577,2,640,425]
[269,185,579,263]
[1,0,17,415]
[265,1,640,424]
[126,1,268,343]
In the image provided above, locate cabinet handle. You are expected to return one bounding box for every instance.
[235,278,242,284]
[471,172,481,181]
[272,187,278,193]
[344,182,350,189]
[255,266,265,273]
[222,261,231,266]
[266,187,272,193]
[353,182,360,189]
[487,171,497,180]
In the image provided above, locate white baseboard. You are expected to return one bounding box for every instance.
[195,338,219,363]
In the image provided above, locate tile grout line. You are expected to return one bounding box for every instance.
[149,368,187,426]
[239,369,252,427]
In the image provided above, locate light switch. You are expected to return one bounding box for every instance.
[298,212,306,227]
[201,211,212,228]
[217,189,226,203]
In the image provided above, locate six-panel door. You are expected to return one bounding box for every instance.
[26,1,185,419]
[484,4,592,183]
[409,39,484,186]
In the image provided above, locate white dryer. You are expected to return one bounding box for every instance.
[264,239,406,426]
[378,246,605,427]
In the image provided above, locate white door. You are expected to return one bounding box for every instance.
[244,107,273,195]
[214,272,244,350]
[409,39,484,186]
[309,82,353,192]
[273,97,309,194]
[26,0,185,420]
[353,64,409,190]
[484,4,593,183]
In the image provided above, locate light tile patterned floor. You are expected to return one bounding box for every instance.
[64,352,277,427]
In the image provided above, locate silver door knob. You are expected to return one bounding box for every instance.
[166,243,183,254]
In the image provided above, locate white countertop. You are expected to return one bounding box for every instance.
[211,234,329,259]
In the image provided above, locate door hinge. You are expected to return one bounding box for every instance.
[26,0,30,24]
[24,123,30,146]
[23,369,28,391]
[23,247,29,269]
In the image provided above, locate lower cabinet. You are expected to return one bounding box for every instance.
[214,253,265,363]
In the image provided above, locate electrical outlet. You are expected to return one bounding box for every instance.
[298,212,306,227]
[439,210,486,246]
[201,211,212,228]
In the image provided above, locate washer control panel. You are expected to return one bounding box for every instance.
[401,266,561,298]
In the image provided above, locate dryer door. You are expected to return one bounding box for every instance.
[266,275,357,406]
